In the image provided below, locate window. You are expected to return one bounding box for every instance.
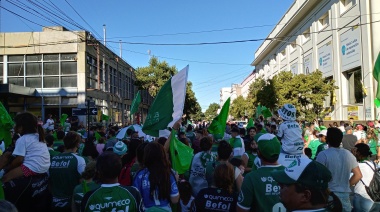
[26,55,42,61]
[26,63,41,75]
[61,61,77,74]
[302,28,311,44]
[44,63,59,75]
[0,64,3,77]
[289,41,297,52]
[8,55,24,62]
[318,12,329,31]
[8,77,24,86]
[340,0,355,14]
[44,77,59,88]
[61,53,76,61]
[346,69,363,104]
[8,63,24,76]
[44,54,59,61]
[280,49,286,60]
[26,77,41,87]
[61,76,77,87]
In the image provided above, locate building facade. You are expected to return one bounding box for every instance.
[251,0,380,121]
[0,26,153,126]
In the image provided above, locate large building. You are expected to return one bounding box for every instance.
[250,0,380,121]
[0,26,153,126]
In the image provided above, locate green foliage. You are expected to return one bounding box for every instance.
[230,96,248,120]
[248,70,337,121]
[135,57,177,97]
[256,78,277,111]
[204,103,220,121]
[184,82,201,120]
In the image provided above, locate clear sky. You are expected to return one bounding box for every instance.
[0,0,293,111]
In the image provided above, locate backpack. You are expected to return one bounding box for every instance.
[360,161,380,202]
[119,159,135,186]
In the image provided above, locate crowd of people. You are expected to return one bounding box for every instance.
[0,103,379,211]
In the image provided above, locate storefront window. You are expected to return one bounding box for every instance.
[346,69,363,104]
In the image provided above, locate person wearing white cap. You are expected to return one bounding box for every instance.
[307,129,326,159]
[274,104,309,168]
[276,104,304,155]
[271,158,342,211]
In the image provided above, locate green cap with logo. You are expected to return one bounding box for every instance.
[271,157,332,189]
[257,133,281,160]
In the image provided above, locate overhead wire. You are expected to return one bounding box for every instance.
[101,19,380,46]
[106,11,380,39]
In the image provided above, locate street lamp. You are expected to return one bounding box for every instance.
[269,38,305,74]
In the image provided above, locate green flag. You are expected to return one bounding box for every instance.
[142,66,189,137]
[208,98,230,139]
[101,113,109,121]
[95,131,101,141]
[0,102,14,147]
[373,52,380,107]
[60,113,68,127]
[256,105,262,119]
[261,106,272,118]
[246,118,254,129]
[170,130,194,174]
[130,91,141,115]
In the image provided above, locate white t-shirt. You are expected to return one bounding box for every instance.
[46,118,54,130]
[277,121,304,154]
[13,133,51,173]
[354,161,376,201]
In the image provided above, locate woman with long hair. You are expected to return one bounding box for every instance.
[194,163,237,211]
[133,142,179,211]
[364,129,379,161]
[119,138,143,186]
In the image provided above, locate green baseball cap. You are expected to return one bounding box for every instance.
[257,133,281,160]
[271,158,332,190]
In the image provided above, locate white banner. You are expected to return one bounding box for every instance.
[304,53,313,74]
[340,26,361,71]
[318,41,333,77]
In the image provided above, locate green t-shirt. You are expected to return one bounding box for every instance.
[50,152,86,210]
[243,152,258,176]
[316,143,328,158]
[81,184,144,212]
[308,139,322,160]
[53,140,64,151]
[369,139,378,155]
[229,137,245,158]
[237,165,286,212]
[48,148,60,158]
[73,181,100,212]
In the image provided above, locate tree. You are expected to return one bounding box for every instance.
[247,77,266,117]
[230,96,247,120]
[135,57,201,119]
[204,103,220,121]
[272,70,337,121]
[256,78,277,111]
[184,82,201,120]
[135,57,177,97]
[191,109,205,122]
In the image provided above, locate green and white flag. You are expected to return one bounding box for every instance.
[208,98,230,140]
[130,90,141,115]
[373,52,380,107]
[142,65,189,137]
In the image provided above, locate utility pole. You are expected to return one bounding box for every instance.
[119,40,122,58]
